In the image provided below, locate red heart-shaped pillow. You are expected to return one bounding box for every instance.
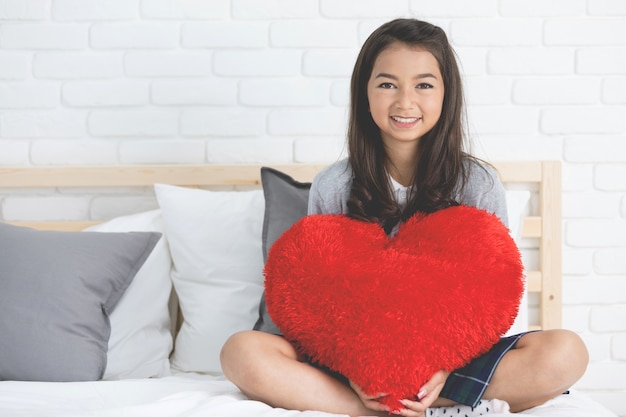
[264,205,524,410]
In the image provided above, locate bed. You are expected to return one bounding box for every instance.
[0,161,617,417]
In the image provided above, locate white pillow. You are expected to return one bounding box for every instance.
[154,184,265,374]
[86,209,173,379]
[503,190,531,337]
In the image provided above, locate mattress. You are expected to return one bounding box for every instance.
[0,373,617,417]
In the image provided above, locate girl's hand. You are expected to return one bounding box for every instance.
[389,370,450,417]
[348,379,390,413]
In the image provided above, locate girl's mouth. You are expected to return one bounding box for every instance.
[390,115,421,125]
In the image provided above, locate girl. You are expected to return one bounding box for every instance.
[220,18,588,417]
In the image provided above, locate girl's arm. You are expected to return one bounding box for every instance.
[307,159,353,216]
[460,161,509,226]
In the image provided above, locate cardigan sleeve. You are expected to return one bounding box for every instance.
[458,161,509,227]
[307,159,352,216]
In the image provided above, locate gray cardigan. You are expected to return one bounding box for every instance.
[308,158,508,227]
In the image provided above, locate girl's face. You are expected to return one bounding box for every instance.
[367,42,444,150]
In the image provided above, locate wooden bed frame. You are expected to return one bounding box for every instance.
[0,161,562,331]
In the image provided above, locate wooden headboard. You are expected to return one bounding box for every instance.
[0,161,561,331]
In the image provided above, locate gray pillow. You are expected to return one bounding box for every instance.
[254,167,310,334]
[0,223,160,382]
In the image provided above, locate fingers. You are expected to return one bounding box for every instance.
[363,399,391,413]
[388,370,451,416]
[421,370,449,395]
[350,370,450,417]
[349,379,386,400]
[417,369,449,405]
[396,399,427,416]
[349,380,390,412]
[359,391,390,412]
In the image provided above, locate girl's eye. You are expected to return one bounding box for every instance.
[417,83,434,89]
[378,82,395,89]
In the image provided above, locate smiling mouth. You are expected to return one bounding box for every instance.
[391,115,421,124]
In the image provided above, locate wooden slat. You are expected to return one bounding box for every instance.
[0,162,549,186]
[7,221,100,231]
[492,161,542,183]
[0,164,326,188]
[526,270,542,293]
[539,161,562,330]
[521,216,541,238]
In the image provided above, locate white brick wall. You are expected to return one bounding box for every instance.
[0,1,624,414]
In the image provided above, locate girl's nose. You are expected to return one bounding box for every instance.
[396,88,417,109]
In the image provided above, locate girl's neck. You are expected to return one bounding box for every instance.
[385,145,418,187]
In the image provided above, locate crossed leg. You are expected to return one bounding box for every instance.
[221,329,588,416]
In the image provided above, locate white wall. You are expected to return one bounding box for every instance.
[0,0,624,414]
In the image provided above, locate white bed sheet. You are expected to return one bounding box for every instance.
[0,373,618,417]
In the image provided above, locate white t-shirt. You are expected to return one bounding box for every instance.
[389,175,411,209]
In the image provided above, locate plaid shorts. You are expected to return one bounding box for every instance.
[439,332,529,407]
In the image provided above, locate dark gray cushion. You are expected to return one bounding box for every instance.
[254,167,310,334]
[0,223,160,382]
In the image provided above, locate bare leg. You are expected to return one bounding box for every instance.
[220,330,388,417]
[483,329,588,412]
[430,329,588,412]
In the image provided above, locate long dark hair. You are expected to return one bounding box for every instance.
[347,18,472,234]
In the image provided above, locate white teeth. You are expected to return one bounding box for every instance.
[391,116,419,123]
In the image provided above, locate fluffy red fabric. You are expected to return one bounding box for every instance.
[264,205,524,411]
